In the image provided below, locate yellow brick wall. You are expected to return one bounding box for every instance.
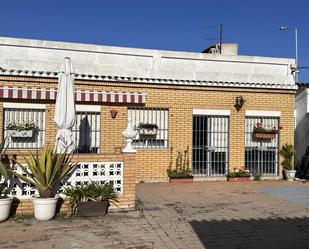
[0,76,295,183]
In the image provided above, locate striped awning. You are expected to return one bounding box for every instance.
[0,86,146,104]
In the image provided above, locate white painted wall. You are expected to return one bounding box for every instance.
[0,37,295,85]
[295,89,309,162]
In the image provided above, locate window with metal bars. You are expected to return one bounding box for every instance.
[245,116,280,176]
[128,107,168,149]
[3,108,45,149]
[72,111,100,153]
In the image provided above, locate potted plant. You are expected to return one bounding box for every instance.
[7,121,37,138]
[11,147,76,221]
[167,146,193,183]
[138,123,158,136]
[253,122,282,139]
[280,143,296,181]
[227,168,251,182]
[64,181,118,217]
[0,140,13,222]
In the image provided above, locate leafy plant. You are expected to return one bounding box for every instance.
[11,147,76,198]
[253,173,262,181]
[167,146,192,178]
[6,121,37,131]
[254,123,278,134]
[137,123,158,130]
[64,181,118,214]
[227,168,251,178]
[0,140,9,197]
[280,143,295,170]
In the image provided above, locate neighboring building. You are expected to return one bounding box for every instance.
[295,83,309,163]
[0,37,296,186]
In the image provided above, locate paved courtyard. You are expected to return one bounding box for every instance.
[0,181,308,249]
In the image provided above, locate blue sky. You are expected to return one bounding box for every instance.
[1,0,308,81]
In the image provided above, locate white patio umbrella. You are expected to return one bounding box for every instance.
[54,57,76,153]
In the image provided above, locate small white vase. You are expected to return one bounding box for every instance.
[0,196,13,222]
[284,170,296,181]
[32,196,59,221]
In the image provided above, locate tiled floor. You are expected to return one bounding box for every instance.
[0,181,308,249]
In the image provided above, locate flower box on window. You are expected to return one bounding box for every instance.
[139,128,158,136]
[138,123,158,136]
[6,121,37,138]
[8,129,34,138]
[253,122,281,140]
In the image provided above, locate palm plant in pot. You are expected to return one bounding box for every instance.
[64,181,118,217]
[280,143,296,181]
[11,147,76,221]
[0,140,13,222]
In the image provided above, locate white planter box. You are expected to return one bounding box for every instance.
[139,129,158,136]
[8,129,33,138]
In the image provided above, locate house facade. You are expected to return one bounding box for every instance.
[0,37,296,189]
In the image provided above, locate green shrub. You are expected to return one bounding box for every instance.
[279,143,295,170]
[64,181,118,214]
[167,146,192,178]
[227,168,250,178]
[0,140,9,197]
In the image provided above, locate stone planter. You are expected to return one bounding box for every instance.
[32,196,59,221]
[284,169,296,181]
[76,201,109,217]
[8,129,33,138]
[227,176,251,182]
[169,177,193,184]
[0,196,13,222]
[253,132,276,139]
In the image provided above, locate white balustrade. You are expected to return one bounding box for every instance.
[2,162,124,199]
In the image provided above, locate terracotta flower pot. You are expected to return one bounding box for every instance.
[169,177,193,184]
[227,176,251,182]
[253,133,276,139]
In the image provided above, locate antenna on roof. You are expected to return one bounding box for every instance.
[202,24,224,54]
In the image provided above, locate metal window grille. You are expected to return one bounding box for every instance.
[3,108,45,149]
[245,116,280,176]
[72,111,100,153]
[128,107,168,149]
[192,115,229,177]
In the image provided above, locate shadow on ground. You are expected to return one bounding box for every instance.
[190,217,309,249]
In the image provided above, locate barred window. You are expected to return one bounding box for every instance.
[128,107,168,149]
[3,105,45,149]
[72,110,101,153]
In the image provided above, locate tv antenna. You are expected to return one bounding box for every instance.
[202,24,224,54]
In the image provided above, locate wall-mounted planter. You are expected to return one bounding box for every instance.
[169,177,193,184]
[8,129,33,138]
[139,129,158,136]
[253,132,276,139]
[227,176,251,182]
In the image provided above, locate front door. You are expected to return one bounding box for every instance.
[192,115,229,177]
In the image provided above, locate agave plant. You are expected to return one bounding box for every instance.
[0,140,9,197]
[12,147,76,198]
[64,181,118,213]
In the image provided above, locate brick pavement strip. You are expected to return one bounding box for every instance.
[0,181,308,249]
